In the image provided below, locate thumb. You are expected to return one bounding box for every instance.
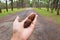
[15,16,20,22]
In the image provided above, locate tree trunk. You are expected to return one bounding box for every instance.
[57,9,59,15]
[56,0,59,15]
[47,7,49,11]
[38,0,39,8]
[18,0,21,8]
[57,4,59,15]
[47,0,50,11]
[21,0,24,8]
[17,1,20,8]
[6,0,8,12]
[51,8,53,13]
[11,0,13,11]
[0,7,2,13]
[51,3,54,13]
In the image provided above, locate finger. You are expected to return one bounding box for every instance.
[14,16,20,22]
[32,14,38,25]
[28,12,36,17]
[29,14,38,29]
[22,12,36,23]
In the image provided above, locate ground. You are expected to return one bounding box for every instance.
[0,8,60,40]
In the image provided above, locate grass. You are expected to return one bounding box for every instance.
[0,8,24,18]
[34,8,60,24]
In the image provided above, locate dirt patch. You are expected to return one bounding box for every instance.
[0,8,60,40]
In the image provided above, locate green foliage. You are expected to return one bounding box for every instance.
[30,2,32,7]
[0,2,6,9]
[34,8,60,23]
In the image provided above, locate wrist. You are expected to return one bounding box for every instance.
[20,38,28,40]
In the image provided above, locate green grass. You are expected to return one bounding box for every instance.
[0,8,23,18]
[34,8,60,24]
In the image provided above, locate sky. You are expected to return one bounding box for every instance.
[0,0,6,3]
[0,0,32,3]
[30,0,32,1]
[0,0,32,4]
[0,0,16,3]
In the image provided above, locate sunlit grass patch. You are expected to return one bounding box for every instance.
[34,8,60,24]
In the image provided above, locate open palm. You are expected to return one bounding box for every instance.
[11,13,38,40]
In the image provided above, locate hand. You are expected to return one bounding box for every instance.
[11,13,38,40]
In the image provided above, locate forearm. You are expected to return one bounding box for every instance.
[11,34,27,40]
[11,38,27,40]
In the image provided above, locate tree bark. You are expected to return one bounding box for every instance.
[51,3,54,13]
[57,4,59,15]
[0,7,2,13]
[11,0,13,11]
[6,0,8,12]
[21,0,24,8]
[57,9,59,15]
[56,0,59,15]
[47,0,50,11]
